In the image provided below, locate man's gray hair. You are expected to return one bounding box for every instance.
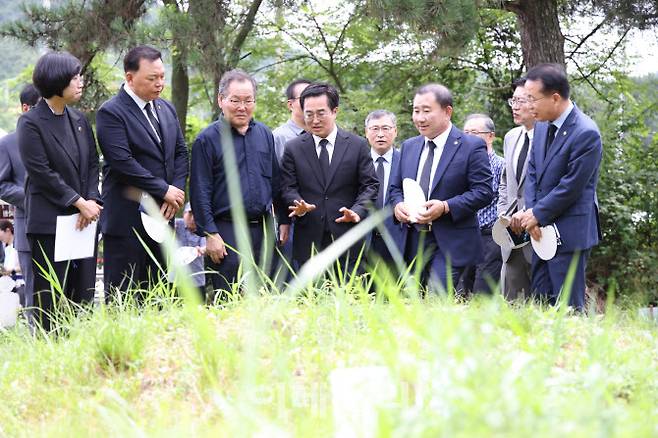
[465,113,495,133]
[365,109,397,128]
[218,68,257,96]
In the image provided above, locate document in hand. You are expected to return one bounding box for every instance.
[54,214,97,262]
[403,178,426,223]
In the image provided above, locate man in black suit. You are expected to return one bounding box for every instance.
[281,83,379,268]
[96,46,188,300]
[0,84,41,308]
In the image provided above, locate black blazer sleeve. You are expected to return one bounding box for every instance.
[96,104,169,198]
[349,137,379,219]
[17,115,80,208]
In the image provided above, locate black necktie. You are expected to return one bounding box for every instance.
[144,102,162,143]
[516,133,530,183]
[375,156,386,208]
[419,140,436,199]
[545,123,557,157]
[318,138,330,184]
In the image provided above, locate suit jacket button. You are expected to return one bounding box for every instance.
[325,196,329,200]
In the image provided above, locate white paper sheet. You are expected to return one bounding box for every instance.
[403,178,427,223]
[54,214,97,262]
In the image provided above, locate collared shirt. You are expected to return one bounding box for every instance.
[551,100,574,131]
[477,150,505,229]
[512,127,534,176]
[190,117,286,236]
[272,119,305,163]
[415,123,452,187]
[312,124,338,163]
[124,83,160,140]
[371,147,394,203]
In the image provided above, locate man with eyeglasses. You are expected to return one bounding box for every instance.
[364,110,404,267]
[389,84,493,294]
[190,69,290,297]
[511,63,602,311]
[281,82,378,268]
[0,83,41,309]
[497,77,536,300]
[272,79,311,273]
[459,113,505,295]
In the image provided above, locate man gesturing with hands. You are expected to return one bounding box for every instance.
[281,83,378,268]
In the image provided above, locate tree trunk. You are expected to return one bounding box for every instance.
[505,0,565,68]
[170,49,189,134]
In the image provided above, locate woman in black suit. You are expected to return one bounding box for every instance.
[17,52,102,332]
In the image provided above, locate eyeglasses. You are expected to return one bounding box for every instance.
[526,95,549,104]
[464,130,492,135]
[304,111,329,121]
[227,98,255,107]
[507,98,528,107]
[367,125,395,134]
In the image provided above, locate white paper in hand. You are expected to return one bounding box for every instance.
[141,212,168,243]
[54,214,97,262]
[175,246,198,265]
[0,276,20,328]
[403,178,426,223]
[531,224,561,260]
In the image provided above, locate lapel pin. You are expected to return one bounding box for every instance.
[453,140,458,145]
[78,126,82,132]
[562,131,567,136]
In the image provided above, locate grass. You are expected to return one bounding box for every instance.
[1,287,657,437]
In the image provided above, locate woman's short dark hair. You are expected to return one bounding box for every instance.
[526,63,570,99]
[299,83,340,111]
[124,46,162,73]
[32,52,82,99]
[0,219,13,234]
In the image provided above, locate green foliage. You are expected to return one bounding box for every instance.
[1,293,656,435]
[581,74,658,304]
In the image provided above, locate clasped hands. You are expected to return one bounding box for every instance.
[288,199,360,223]
[161,185,186,220]
[394,199,449,224]
[510,208,542,240]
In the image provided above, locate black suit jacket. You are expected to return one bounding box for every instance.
[281,128,378,263]
[96,86,188,236]
[0,131,30,251]
[16,100,101,235]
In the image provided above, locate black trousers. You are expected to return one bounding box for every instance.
[103,231,165,303]
[29,233,96,332]
[460,230,503,295]
[206,218,273,300]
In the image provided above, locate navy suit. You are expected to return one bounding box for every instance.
[0,131,33,307]
[96,86,188,297]
[525,105,602,309]
[281,128,379,266]
[389,125,493,291]
[368,148,405,265]
[17,100,101,330]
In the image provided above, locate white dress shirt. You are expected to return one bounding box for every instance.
[415,123,452,192]
[312,124,338,163]
[124,83,160,141]
[371,147,394,203]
